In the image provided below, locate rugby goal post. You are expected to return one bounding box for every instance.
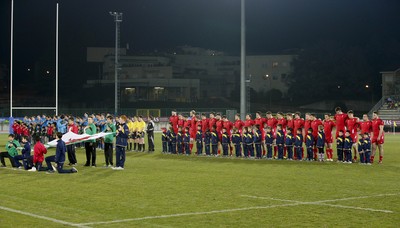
[9,2,59,117]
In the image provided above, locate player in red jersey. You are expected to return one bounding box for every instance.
[255,111,267,155]
[222,115,234,155]
[310,113,322,159]
[293,112,305,137]
[286,113,294,130]
[371,111,384,164]
[169,110,179,134]
[189,110,197,151]
[177,114,185,130]
[345,110,359,162]
[276,112,288,157]
[234,113,244,133]
[215,113,224,154]
[323,113,335,161]
[266,111,278,158]
[334,107,348,138]
[293,112,305,159]
[200,113,209,134]
[208,112,217,130]
[244,114,255,128]
[359,114,372,134]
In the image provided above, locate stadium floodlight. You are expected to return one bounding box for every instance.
[240,0,246,120]
[109,11,123,115]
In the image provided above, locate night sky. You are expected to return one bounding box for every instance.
[1,0,399,91]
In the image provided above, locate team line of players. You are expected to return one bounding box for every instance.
[163,107,385,164]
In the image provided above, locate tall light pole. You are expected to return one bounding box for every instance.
[10,0,14,117]
[55,3,59,115]
[240,0,246,120]
[110,11,123,115]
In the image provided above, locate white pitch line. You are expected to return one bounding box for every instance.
[241,193,398,214]
[317,203,394,213]
[78,203,304,226]
[0,205,90,228]
[78,193,399,226]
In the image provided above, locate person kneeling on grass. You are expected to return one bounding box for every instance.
[46,132,78,174]
[29,136,48,172]
[113,115,129,170]
[0,134,20,168]
[14,136,33,170]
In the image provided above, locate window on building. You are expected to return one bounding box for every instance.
[262,63,267,68]
[272,75,278,80]
[272,62,279,67]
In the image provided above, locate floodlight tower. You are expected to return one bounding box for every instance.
[109,11,123,115]
[240,0,246,120]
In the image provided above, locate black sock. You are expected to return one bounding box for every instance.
[142,144,146,151]
[134,143,137,150]
[129,143,132,150]
[138,144,141,151]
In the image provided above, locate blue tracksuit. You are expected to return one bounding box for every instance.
[195,130,203,155]
[357,140,365,163]
[204,131,211,155]
[177,131,184,154]
[294,134,303,160]
[316,131,325,156]
[211,131,219,156]
[276,129,284,159]
[336,136,344,161]
[161,131,167,153]
[343,136,353,162]
[221,132,230,156]
[116,123,129,168]
[184,132,190,155]
[231,132,242,157]
[254,130,262,158]
[285,133,294,159]
[363,137,371,163]
[305,133,314,161]
[265,132,274,159]
[245,132,254,157]
[14,142,31,169]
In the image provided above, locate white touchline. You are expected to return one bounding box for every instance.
[0,205,91,228]
[78,193,398,226]
[241,193,399,214]
[78,203,304,226]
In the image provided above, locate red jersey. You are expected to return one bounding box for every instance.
[209,118,216,130]
[277,118,287,129]
[33,142,47,163]
[244,119,254,127]
[216,119,224,133]
[293,118,304,136]
[266,117,278,130]
[334,113,348,131]
[311,119,322,138]
[68,123,79,134]
[345,117,359,136]
[169,115,179,133]
[47,127,54,136]
[190,116,197,136]
[201,118,209,132]
[223,120,233,135]
[234,119,244,131]
[359,120,372,134]
[287,119,294,129]
[371,118,384,138]
[22,127,29,136]
[254,117,266,128]
[178,119,185,128]
[323,119,335,138]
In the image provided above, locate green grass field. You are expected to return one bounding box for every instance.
[0,133,399,227]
